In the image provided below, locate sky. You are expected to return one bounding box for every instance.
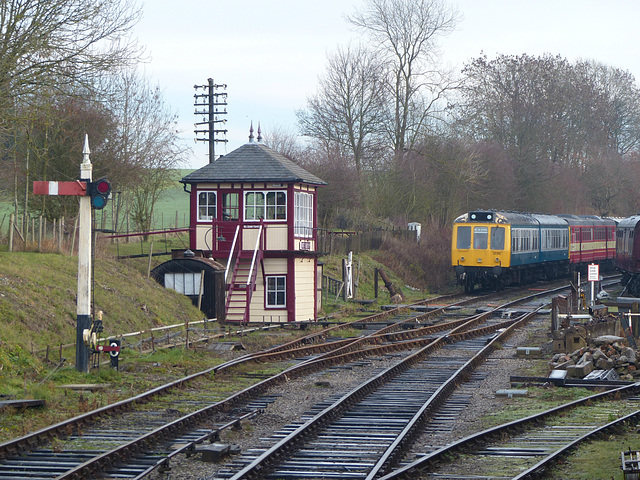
[133,0,640,169]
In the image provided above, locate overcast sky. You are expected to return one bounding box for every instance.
[134,0,640,168]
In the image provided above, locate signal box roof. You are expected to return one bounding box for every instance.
[181,142,326,186]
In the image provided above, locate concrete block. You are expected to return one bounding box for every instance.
[197,443,231,462]
[496,389,528,398]
[573,360,594,378]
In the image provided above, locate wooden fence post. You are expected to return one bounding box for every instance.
[147,242,154,278]
[58,217,64,253]
[38,216,43,252]
[8,214,13,252]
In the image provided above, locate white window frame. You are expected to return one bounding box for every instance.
[266,275,286,308]
[244,190,287,221]
[165,272,202,296]
[294,191,313,238]
[197,191,216,222]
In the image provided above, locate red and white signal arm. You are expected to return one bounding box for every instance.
[588,264,599,282]
[96,342,120,357]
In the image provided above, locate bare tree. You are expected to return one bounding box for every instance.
[297,44,388,175]
[575,61,640,156]
[261,125,306,163]
[347,0,459,155]
[0,0,143,110]
[100,69,189,233]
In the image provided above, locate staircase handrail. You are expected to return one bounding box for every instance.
[246,223,264,286]
[225,225,241,283]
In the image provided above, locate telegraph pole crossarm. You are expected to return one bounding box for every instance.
[194,77,228,163]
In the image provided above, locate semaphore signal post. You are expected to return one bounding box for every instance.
[33,134,112,372]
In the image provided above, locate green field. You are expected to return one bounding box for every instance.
[1,169,194,239]
[144,169,193,230]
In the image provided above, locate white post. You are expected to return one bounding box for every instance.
[346,251,353,299]
[76,134,93,372]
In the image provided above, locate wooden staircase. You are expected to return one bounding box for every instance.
[224,224,264,323]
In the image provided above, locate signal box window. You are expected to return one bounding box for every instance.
[198,191,216,221]
[245,191,287,221]
[457,226,471,249]
[473,226,488,249]
[222,193,239,220]
[294,192,313,237]
[491,227,505,250]
[266,191,286,220]
[266,275,286,307]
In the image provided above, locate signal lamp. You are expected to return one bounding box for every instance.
[88,178,111,209]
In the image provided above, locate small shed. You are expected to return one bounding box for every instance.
[150,250,226,321]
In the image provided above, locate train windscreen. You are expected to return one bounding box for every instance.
[491,227,505,250]
[457,226,471,249]
[473,226,488,249]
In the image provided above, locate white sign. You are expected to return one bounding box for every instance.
[588,264,599,282]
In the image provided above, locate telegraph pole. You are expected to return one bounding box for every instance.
[194,78,228,163]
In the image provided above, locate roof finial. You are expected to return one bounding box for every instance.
[249,121,255,143]
[257,122,262,143]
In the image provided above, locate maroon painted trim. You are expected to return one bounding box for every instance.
[287,184,295,251]
[313,258,318,320]
[287,256,295,322]
[189,186,197,250]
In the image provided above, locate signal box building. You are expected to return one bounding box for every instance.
[180,131,326,323]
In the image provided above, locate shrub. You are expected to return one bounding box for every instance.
[379,221,455,292]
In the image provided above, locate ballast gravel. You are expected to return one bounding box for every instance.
[150,317,548,480]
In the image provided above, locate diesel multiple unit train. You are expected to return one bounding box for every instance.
[451,210,618,293]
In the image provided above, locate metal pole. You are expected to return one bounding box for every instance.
[208,78,214,162]
[76,134,93,372]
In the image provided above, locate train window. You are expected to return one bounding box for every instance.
[490,227,505,250]
[456,226,471,249]
[512,229,520,252]
[473,226,488,249]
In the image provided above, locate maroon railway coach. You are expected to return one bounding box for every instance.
[616,215,640,296]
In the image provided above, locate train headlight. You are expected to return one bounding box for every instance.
[460,256,465,262]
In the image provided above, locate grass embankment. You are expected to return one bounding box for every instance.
[0,238,427,441]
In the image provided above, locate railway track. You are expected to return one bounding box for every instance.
[0,293,490,479]
[0,283,597,479]
[209,296,546,479]
[378,383,640,480]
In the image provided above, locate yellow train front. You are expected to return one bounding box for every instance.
[452,211,570,292]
